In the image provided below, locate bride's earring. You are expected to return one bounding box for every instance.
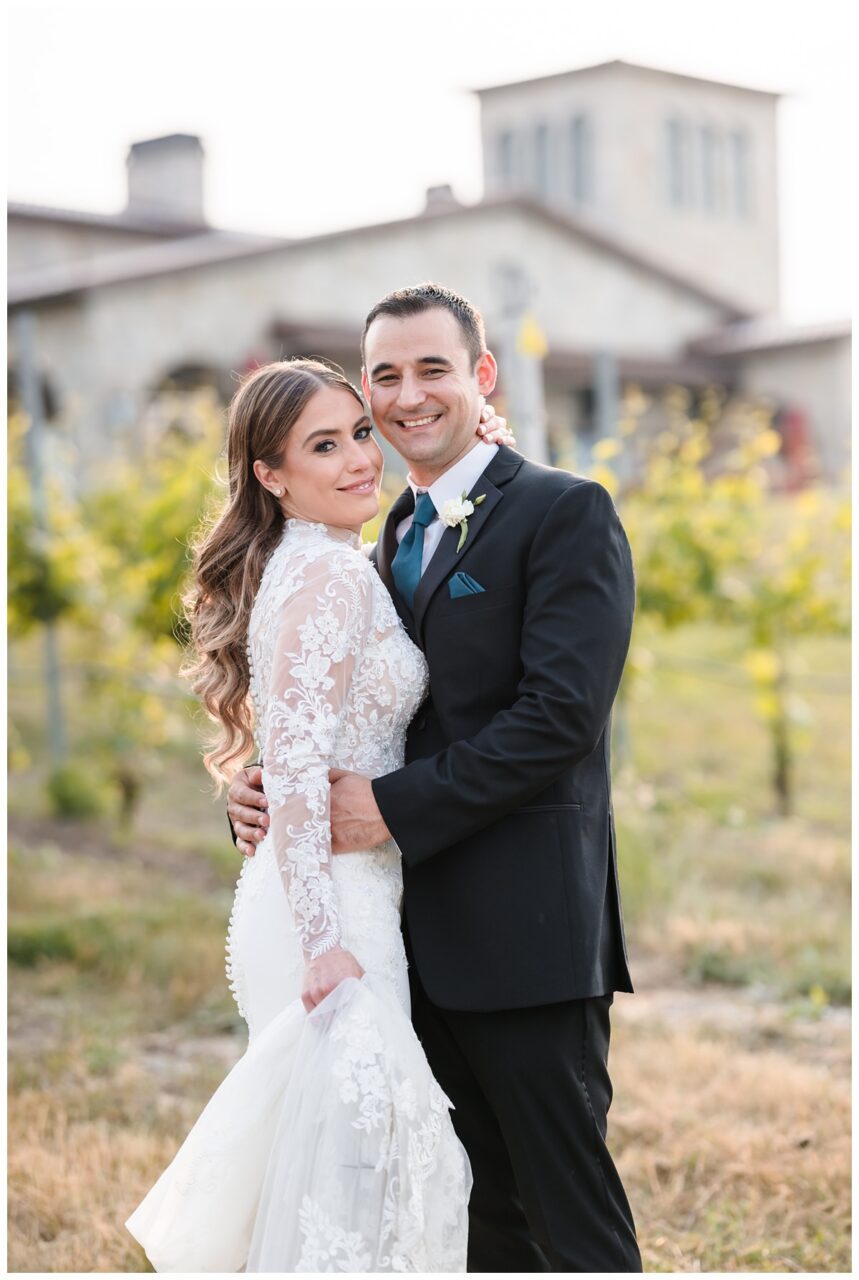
[275,488,284,497]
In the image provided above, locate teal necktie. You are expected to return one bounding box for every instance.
[392,491,436,610]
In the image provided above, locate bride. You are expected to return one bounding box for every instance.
[125,358,511,1272]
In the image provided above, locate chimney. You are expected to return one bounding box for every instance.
[423,184,461,214]
[126,134,206,226]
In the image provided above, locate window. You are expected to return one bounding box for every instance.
[570,114,593,204]
[730,130,752,217]
[497,130,515,188]
[534,122,550,200]
[665,117,691,207]
[700,125,722,213]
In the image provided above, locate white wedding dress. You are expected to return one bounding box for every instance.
[126,519,471,1272]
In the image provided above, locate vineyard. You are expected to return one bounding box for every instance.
[7,387,851,1271]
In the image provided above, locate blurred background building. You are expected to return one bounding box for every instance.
[7,59,851,487]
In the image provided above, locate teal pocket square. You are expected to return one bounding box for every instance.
[448,572,486,599]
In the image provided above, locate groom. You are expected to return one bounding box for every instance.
[228,283,641,1272]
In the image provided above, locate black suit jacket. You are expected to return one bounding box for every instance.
[371,445,635,1012]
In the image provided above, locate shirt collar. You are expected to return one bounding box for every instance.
[407,441,499,513]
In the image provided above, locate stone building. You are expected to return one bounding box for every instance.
[478,60,781,316]
[7,64,850,487]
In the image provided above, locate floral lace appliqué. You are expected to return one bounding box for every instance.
[232,520,428,981]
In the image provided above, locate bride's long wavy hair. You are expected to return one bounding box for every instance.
[184,358,364,785]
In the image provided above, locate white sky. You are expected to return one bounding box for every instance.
[7,0,853,323]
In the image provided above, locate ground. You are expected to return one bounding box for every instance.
[7,620,851,1272]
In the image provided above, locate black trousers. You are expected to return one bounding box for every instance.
[408,960,642,1273]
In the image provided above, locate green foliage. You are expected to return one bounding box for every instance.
[7,414,93,636]
[80,389,226,645]
[46,763,110,820]
[590,386,850,814]
[9,381,849,824]
[613,816,668,926]
[8,894,225,987]
[9,389,225,827]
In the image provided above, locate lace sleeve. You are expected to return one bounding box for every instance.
[261,553,373,961]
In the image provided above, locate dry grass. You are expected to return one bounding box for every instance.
[615,622,851,1007]
[615,808,851,1003]
[10,1091,169,1273]
[8,963,849,1273]
[9,1056,232,1272]
[8,925,239,1275]
[610,993,851,1272]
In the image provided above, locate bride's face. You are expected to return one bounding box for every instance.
[255,385,383,533]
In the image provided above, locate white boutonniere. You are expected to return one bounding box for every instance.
[440,490,486,553]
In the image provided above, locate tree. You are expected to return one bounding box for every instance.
[591,386,850,814]
[7,413,92,637]
[8,390,225,828]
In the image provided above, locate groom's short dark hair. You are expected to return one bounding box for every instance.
[361,283,486,370]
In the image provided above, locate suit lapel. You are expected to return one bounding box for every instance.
[377,488,417,639]
[413,446,523,642]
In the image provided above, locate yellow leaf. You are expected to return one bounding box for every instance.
[796,490,821,517]
[593,438,622,460]
[515,313,548,359]
[744,649,781,683]
[589,464,618,496]
[679,438,710,465]
[622,385,650,417]
[755,428,782,458]
[754,691,780,720]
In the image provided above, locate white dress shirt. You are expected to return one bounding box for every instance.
[396,441,499,574]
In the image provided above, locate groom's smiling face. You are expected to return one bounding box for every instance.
[361,308,497,485]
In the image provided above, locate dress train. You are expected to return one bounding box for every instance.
[125,976,470,1272]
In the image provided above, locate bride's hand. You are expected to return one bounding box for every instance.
[302,947,365,1013]
[477,402,516,448]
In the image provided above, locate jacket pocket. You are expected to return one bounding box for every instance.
[433,584,519,619]
[515,803,583,813]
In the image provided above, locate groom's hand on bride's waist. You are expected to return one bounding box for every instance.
[329,770,392,852]
[226,766,391,855]
[227,764,269,858]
